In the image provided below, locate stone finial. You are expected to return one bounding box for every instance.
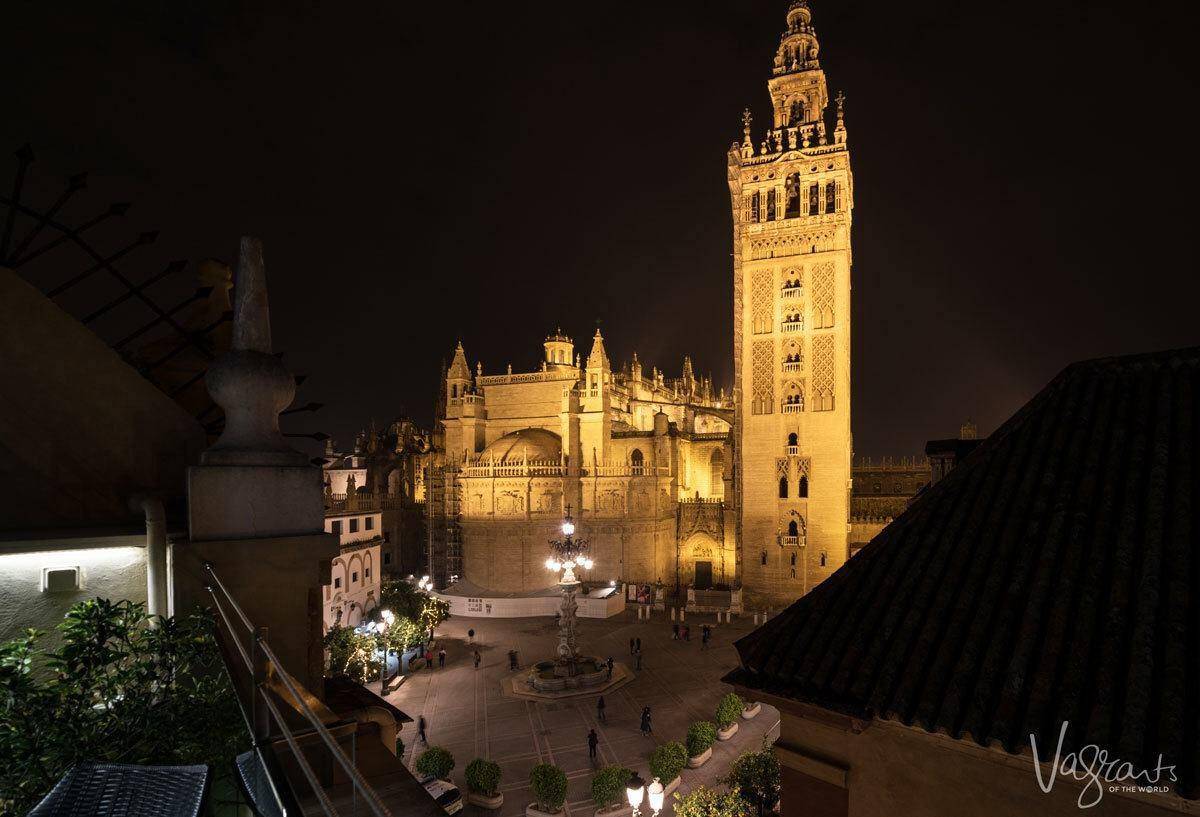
[201,236,306,467]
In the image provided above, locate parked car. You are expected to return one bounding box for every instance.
[418,774,464,815]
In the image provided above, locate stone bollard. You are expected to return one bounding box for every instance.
[753,613,760,625]
[671,607,677,622]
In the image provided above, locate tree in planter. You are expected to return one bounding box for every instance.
[0,599,246,817]
[376,578,427,622]
[673,786,751,817]
[649,742,688,785]
[685,721,717,757]
[721,745,781,817]
[323,624,379,683]
[415,746,456,780]
[715,693,745,729]
[465,758,502,796]
[420,596,451,633]
[530,763,568,813]
[591,766,633,810]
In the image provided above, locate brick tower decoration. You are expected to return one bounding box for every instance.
[729,0,853,604]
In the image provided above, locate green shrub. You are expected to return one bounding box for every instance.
[721,744,781,817]
[673,785,751,817]
[649,741,688,783]
[465,758,502,795]
[530,763,568,812]
[415,746,455,780]
[591,766,633,809]
[715,693,745,728]
[686,721,717,757]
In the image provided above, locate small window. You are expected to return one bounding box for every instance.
[352,571,359,583]
[787,433,798,447]
[799,475,809,498]
[778,476,788,499]
[761,551,768,566]
[349,518,359,533]
[766,189,776,221]
[365,517,375,531]
[331,520,343,535]
[750,191,761,223]
[790,552,797,566]
[334,577,342,589]
[788,520,799,537]
[808,183,820,214]
[819,552,828,568]
[365,567,371,579]
[825,181,837,213]
[383,552,392,565]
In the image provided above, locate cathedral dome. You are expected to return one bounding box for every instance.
[480,428,562,463]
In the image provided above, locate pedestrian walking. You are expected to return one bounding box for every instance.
[672,622,679,640]
[508,649,519,671]
[640,707,652,737]
[635,650,643,671]
[418,715,427,745]
[629,637,635,655]
[597,696,606,723]
[473,650,481,670]
[701,625,710,651]
[683,625,690,641]
[635,637,642,653]
[425,648,433,670]
[606,656,614,679]
[438,648,447,669]
[587,728,599,761]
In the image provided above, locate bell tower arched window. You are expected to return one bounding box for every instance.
[749,191,761,223]
[785,174,801,218]
[778,476,788,499]
[630,449,644,476]
[789,100,805,126]
[787,520,798,537]
[766,189,777,221]
[787,432,798,447]
[825,181,837,214]
[799,475,809,497]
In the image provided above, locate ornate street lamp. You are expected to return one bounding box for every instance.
[546,506,593,673]
[647,778,664,817]
[626,773,647,817]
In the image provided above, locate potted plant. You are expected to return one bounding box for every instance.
[741,700,761,720]
[415,746,456,781]
[528,763,568,817]
[721,745,781,817]
[685,721,717,768]
[672,785,750,817]
[465,758,504,809]
[649,741,687,795]
[715,693,744,740]
[591,766,633,816]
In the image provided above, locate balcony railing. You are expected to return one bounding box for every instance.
[781,287,802,299]
[786,445,799,455]
[782,321,804,333]
[782,403,804,414]
[586,464,671,477]
[782,535,801,546]
[782,361,802,372]
[461,459,567,478]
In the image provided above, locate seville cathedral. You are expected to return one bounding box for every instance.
[417,0,855,607]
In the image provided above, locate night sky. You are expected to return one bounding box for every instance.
[5,0,1197,458]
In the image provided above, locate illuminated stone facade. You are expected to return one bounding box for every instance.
[728,0,853,603]
[433,331,734,594]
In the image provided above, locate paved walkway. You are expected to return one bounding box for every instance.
[386,608,780,817]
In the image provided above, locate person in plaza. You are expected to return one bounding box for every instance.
[587,728,599,762]
[629,637,635,655]
[682,624,690,641]
[605,656,613,679]
[701,625,710,651]
[508,648,518,671]
[635,637,641,653]
[635,650,642,671]
[418,715,427,745]
[425,647,433,669]
[473,650,481,670]
[438,647,447,669]
[671,622,679,640]
[640,707,652,737]
[597,695,606,723]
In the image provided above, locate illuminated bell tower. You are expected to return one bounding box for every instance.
[729,0,852,604]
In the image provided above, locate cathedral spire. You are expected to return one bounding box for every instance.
[586,328,609,371]
[768,0,828,131]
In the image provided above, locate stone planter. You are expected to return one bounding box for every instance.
[663,776,682,797]
[717,722,739,741]
[469,792,504,810]
[741,703,761,720]
[527,806,564,817]
[687,747,712,768]
[594,804,631,817]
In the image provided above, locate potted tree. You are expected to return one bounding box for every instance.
[672,785,751,817]
[415,746,456,782]
[591,766,633,816]
[528,763,568,817]
[465,758,504,809]
[685,721,717,768]
[721,746,781,817]
[715,693,744,740]
[741,700,761,720]
[649,742,687,795]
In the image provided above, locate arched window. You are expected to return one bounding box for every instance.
[766,189,777,221]
[825,181,837,214]
[799,475,809,497]
[785,174,801,218]
[819,552,827,568]
[761,551,767,566]
[749,191,761,223]
[709,449,724,496]
[778,476,788,499]
[790,552,797,567]
[787,432,798,446]
[787,520,798,537]
[789,100,805,126]
[450,384,457,398]
[808,183,820,214]
[630,449,644,476]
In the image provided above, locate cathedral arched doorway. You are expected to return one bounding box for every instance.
[681,533,721,590]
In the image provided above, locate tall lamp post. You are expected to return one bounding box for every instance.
[627,773,664,817]
[545,506,593,674]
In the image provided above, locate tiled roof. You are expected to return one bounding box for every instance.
[727,346,1200,800]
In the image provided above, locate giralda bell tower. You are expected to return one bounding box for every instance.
[729,0,852,605]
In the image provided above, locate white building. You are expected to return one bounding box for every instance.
[322,510,383,629]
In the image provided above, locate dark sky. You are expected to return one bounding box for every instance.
[5,0,1198,458]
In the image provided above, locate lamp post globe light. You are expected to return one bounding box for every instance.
[546,506,593,673]
[646,778,664,816]
[626,773,646,817]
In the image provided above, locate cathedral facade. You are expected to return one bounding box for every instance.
[432,331,735,596]
[428,0,852,607]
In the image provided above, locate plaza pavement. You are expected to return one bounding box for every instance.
[385,608,780,817]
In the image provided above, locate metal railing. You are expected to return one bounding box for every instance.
[203,561,392,817]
